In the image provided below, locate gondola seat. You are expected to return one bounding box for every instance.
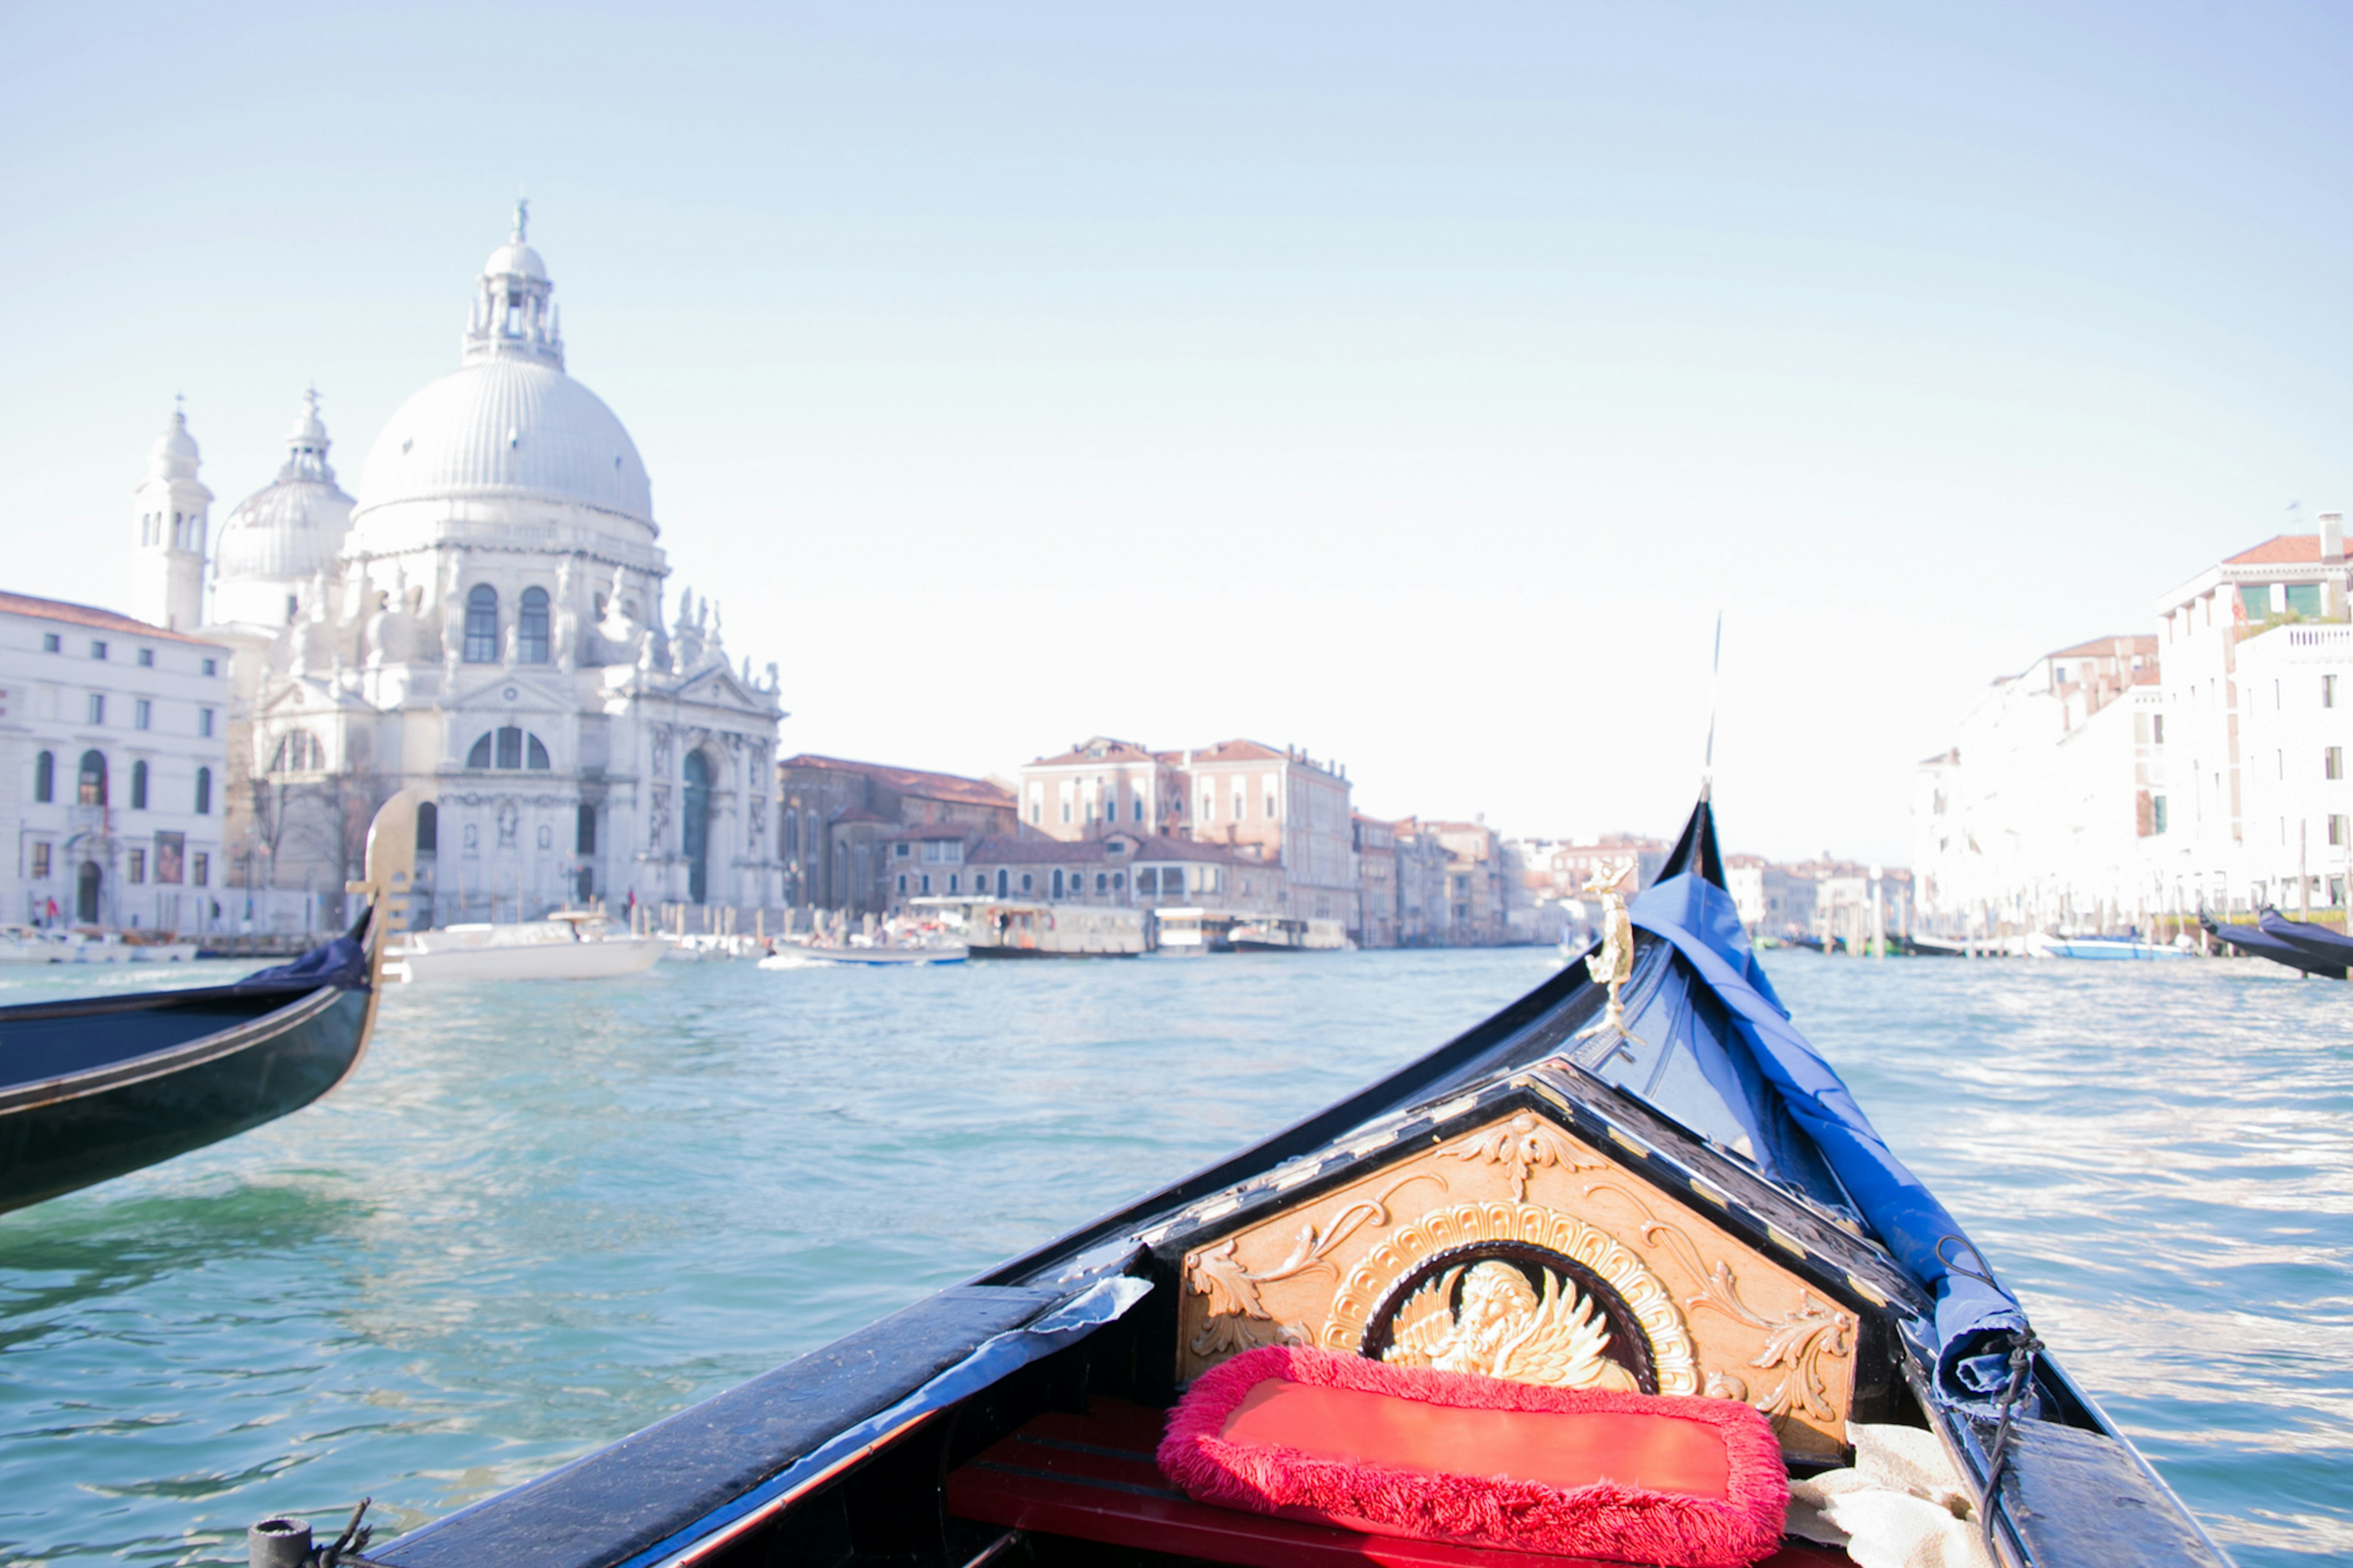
[945,1396,1846,1568]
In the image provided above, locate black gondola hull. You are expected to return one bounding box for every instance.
[0,983,372,1215]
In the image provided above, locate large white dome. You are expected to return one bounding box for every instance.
[353,355,654,529]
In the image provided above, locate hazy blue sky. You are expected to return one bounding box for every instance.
[6,2,2351,861]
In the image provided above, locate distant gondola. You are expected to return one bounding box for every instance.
[2200,907,2347,979]
[0,793,415,1216]
[346,793,2222,1568]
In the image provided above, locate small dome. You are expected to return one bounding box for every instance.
[148,407,200,480]
[483,240,547,281]
[214,390,354,600]
[353,355,653,531]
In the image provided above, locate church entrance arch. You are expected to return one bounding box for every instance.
[76,861,102,924]
[682,751,711,904]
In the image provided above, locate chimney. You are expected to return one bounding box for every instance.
[2324,513,2344,564]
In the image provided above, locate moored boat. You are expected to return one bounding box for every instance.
[915,896,1146,958]
[2025,933,2190,961]
[795,942,969,967]
[2200,907,2352,979]
[1228,917,1352,953]
[331,793,2224,1568]
[389,912,665,982]
[0,792,414,1216]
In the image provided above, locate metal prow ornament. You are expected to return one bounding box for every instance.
[1574,860,1643,1060]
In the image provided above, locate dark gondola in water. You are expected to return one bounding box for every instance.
[2199,906,2347,979]
[0,793,414,1216]
[348,795,2221,1568]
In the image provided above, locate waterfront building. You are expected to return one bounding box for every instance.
[778,754,1019,915]
[1394,817,1510,945]
[1017,738,1182,839]
[1392,823,1450,945]
[0,592,230,930]
[145,211,786,930]
[955,831,1271,915]
[2227,619,2353,914]
[2150,520,2353,918]
[1182,740,1357,928]
[1352,813,1398,947]
[1913,634,2159,936]
[1015,735,1358,929]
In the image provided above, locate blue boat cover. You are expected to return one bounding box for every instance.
[233,936,372,992]
[1631,871,2028,1402]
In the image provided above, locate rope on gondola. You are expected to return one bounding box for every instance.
[1977,1330,2044,1562]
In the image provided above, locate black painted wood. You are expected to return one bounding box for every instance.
[373,1285,1069,1568]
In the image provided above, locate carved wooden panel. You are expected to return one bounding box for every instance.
[1177,1110,1859,1458]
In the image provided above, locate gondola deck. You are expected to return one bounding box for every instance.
[353,797,2224,1568]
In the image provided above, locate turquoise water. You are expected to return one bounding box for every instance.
[0,950,2344,1565]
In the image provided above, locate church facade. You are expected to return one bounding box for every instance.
[147,210,786,929]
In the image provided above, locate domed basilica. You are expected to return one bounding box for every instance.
[137,206,786,925]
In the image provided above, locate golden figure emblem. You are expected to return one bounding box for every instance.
[1382,1260,1639,1392]
[1575,860,1643,1054]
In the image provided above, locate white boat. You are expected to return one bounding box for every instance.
[2026,931,2192,961]
[0,926,199,964]
[388,912,667,982]
[794,942,968,967]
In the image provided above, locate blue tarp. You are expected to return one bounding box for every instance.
[1631,872,2028,1402]
[232,936,371,991]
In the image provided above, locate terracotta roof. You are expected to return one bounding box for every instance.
[0,591,222,647]
[1025,736,1163,768]
[2048,634,2153,659]
[1186,738,1291,765]
[2225,534,2329,566]
[966,831,1259,867]
[883,822,985,843]
[781,754,1014,808]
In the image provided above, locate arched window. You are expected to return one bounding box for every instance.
[464,728,553,771]
[518,587,550,663]
[77,750,107,806]
[33,751,52,804]
[417,801,439,853]
[269,731,325,773]
[131,760,148,810]
[463,585,499,663]
[195,767,211,816]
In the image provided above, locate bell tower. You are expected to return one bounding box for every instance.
[132,398,213,631]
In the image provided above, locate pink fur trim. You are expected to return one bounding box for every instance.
[1158,1346,1788,1568]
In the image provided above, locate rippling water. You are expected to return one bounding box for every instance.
[0,949,2344,1566]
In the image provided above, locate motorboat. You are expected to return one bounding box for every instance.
[0,926,200,964]
[1229,917,1352,953]
[2024,933,2190,961]
[388,911,666,983]
[796,942,969,967]
[324,794,2226,1568]
[0,793,413,1216]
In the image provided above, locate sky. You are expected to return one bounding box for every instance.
[4,2,2351,863]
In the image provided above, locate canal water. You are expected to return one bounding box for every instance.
[0,949,2345,1566]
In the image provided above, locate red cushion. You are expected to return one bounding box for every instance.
[1159,1346,1789,1568]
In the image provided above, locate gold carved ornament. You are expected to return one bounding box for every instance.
[1384,1260,1635,1392]
[1441,1112,1603,1202]
[1584,1181,1856,1432]
[1325,1200,1700,1396]
[1186,1172,1446,1360]
[1574,860,1644,1058]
